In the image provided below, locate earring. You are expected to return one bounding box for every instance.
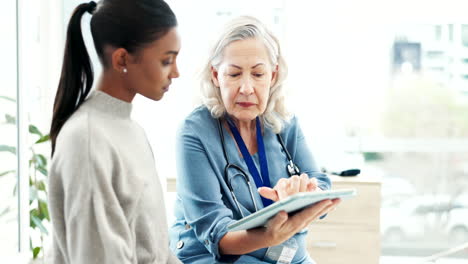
[123,68,128,73]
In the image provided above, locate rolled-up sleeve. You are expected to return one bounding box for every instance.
[176,121,238,261]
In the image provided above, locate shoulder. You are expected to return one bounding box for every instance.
[53,105,116,168]
[184,105,214,125]
[50,105,124,189]
[178,106,217,136]
[278,115,300,139]
[55,107,91,153]
[50,109,93,188]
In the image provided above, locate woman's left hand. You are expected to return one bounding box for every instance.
[258,173,321,202]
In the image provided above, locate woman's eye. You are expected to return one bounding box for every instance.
[162,59,173,66]
[253,73,264,77]
[228,73,241,77]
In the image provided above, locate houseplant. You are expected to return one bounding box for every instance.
[0,95,50,260]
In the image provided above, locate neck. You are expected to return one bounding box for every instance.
[97,69,136,103]
[230,117,258,155]
[235,118,256,135]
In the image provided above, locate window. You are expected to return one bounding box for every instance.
[462,25,468,47]
[0,1,61,262]
[0,0,19,258]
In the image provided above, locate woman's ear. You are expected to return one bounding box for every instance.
[211,66,220,87]
[111,48,130,74]
[271,64,279,86]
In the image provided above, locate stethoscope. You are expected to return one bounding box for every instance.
[217,118,300,217]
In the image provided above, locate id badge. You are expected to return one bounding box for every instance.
[264,237,298,264]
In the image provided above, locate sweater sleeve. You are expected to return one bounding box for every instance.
[175,121,239,262]
[49,122,134,264]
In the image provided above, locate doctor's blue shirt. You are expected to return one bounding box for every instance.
[169,106,331,264]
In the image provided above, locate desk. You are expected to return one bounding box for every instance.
[307,175,381,264]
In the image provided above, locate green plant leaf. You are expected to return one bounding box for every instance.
[0,95,16,103]
[31,215,48,235]
[30,208,38,217]
[39,200,50,221]
[35,134,50,144]
[30,209,38,228]
[29,125,43,137]
[0,170,15,177]
[0,145,16,155]
[32,246,41,259]
[37,166,48,177]
[37,180,46,191]
[34,154,47,168]
[5,114,15,124]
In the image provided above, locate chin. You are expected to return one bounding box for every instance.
[142,92,164,101]
[154,94,164,101]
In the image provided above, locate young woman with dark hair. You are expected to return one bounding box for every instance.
[48,0,181,263]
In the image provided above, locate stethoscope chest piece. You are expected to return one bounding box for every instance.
[287,160,300,177]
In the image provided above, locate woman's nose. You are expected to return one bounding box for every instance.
[170,62,180,79]
[239,76,254,95]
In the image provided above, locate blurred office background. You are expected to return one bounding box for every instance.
[1,0,467,263]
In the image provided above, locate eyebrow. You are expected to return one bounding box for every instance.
[228,63,265,69]
[165,50,179,55]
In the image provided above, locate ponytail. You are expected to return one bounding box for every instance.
[50,1,97,156]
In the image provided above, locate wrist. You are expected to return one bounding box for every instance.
[251,227,275,248]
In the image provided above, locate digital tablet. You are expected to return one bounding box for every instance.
[227,188,357,232]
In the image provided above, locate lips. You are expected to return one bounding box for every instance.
[237,102,255,107]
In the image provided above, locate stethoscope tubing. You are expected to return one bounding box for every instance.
[217,118,300,217]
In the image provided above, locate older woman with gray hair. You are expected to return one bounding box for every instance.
[169,16,340,263]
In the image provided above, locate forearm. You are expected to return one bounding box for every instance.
[218,228,271,255]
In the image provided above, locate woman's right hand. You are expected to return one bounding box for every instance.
[258,174,321,202]
[219,196,340,255]
[261,198,340,247]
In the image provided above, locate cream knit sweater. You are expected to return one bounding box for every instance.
[49,91,180,264]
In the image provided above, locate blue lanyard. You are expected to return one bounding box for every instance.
[226,117,273,207]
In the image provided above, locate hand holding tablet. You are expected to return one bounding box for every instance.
[228,189,356,232]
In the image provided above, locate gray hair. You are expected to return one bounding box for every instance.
[200,16,291,133]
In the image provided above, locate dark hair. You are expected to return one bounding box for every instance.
[50,0,177,156]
